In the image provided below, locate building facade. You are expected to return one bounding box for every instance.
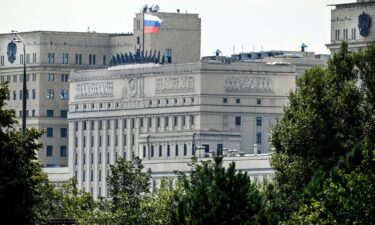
[68,62,296,197]
[0,10,201,167]
[327,0,375,52]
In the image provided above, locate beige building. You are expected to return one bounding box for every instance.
[0,10,201,167]
[68,62,296,197]
[327,0,375,52]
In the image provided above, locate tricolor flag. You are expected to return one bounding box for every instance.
[144,14,163,33]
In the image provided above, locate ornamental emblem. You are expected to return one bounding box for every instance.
[358,11,372,37]
[7,41,17,64]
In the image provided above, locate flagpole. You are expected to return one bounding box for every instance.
[142,10,145,53]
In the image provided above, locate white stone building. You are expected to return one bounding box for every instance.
[68,62,296,197]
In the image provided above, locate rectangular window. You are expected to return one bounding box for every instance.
[60,89,69,100]
[157,117,160,127]
[159,145,162,157]
[32,89,36,99]
[32,110,35,117]
[61,74,69,82]
[164,48,172,63]
[223,97,228,103]
[167,145,170,157]
[61,128,67,138]
[61,53,68,64]
[13,91,16,100]
[335,29,340,41]
[47,89,54,99]
[143,146,146,158]
[151,145,154,157]
[19,90,22,99]
[20,54,24,64]
[46,127,53,137]
[131,134,135,146]
[75,54,82,64]
[48,53,55,63]
[235,116,241,126]
[99,153,102,164]
[257,99,262,105]
[174,116,178,126]
[103,55,106,65]
[182,116,186,126]
[256,116,262,126]
[0,55,4,66]
[184,144,187,156]
[148,118,152,128]
[13,75,17,82]
[60,146,67,157]
[236,98,240,104]
[124,135,127,146]
[60,110,68,118]
[32,73,36,81]
[256,132,262,144]
[190,115,195,125]
[46,145,53,157]
[26,53,30,64]
[32,53,36,63]
[351,28,356,40]
[47,73,54,81]
[89,54,96,65]
[343,29,348,40]
[46,110,54,117]
[137,36,140,44]
[175,145,179,156]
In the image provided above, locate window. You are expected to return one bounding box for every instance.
[174,116,178,126]
[131,134,135,146]
[61,74,69,82]
[32,89,36,99]
[151,146,154,157]
[32,110,35,117]
[13,75,17,82]
[60,110,68,118]
[140,118,144,127]
[124,135,127,146]
[46,127,53,137]
[61,53,68,64]
[46,110,54,117]
[351,28,356,40]
[175,145,179,156]
[235,116,241,126]
[236,98,240,104]
[159,145,162,157]
[47,73,54,81]
[335,29,340,41]
[48,53,55,63]
[343,29,348,40]
[60,146,67,157]
[19,90,22,99]
[256,132,262,144]
[256,99,262,105]
[20,54,24,64]
[256,116,262,126]
[148,118,152,128]
[157,117,160,127]
[190,115,195,125]
[89,54,96,65]
[26,53,30,64]
[75,54,82,64]
[13,91,16,100]
[46,145,53,157]
[223,97,228,103]
[0,56,4,66]
[165,116,169,127]
[61,128,67,137]
[137,36,140,44]
[143,146,146,158]
[32,73,36,81]
[184,144,187,156]
[164,48,172,63]
[167,145,170,157]
[103,55,106,65]
[61,89,69,100]
[47,89,54,99]
[32,53,36,63]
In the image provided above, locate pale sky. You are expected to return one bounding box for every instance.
[0,0,354,56]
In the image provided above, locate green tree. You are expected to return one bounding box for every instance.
[0,82,44,224]
[107,157,152,224]
[270,42,365,217]
[172,157,266,225]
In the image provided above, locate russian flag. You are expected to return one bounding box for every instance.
[144,14,162,33]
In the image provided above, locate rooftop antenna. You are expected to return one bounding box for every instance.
[87,26,90,32]
[300,43,308,52]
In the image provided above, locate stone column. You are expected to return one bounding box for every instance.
[93,120,99,198]
[68,121,75,178]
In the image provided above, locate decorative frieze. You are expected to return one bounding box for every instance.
[224,76,273,93]
[123,76,145,99]
[75,81,113,99]
[156,76,195,93]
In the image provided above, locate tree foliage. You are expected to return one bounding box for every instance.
[0,82,44,224]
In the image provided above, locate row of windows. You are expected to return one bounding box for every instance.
[0,73,69,84]
[46,145,67,157]
[46,127,68,138]
[143,144,190,158]
[75,134,135,148]
[0,53,38,66]
[47,89,69,100]
[223,97,262,105]
[232,116,263,126]
[47,73,69,82]
[47,53,106,65]
[334,28,357,41]
[18,109,67,118]
[75,116,195,131]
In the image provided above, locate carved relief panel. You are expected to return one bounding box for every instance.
[224,76,273,93]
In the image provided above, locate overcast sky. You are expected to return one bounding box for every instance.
[0,0,354,56]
